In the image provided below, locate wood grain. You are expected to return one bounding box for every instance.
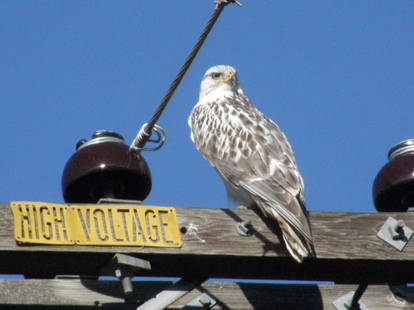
[1,279,413,310]
[1,202,414,282]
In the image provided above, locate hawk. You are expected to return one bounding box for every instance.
[188,65,314,262]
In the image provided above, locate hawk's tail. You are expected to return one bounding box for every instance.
[270,209,315,263]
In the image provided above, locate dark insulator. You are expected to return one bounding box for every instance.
[373,139,414,212]
[62,130,152,203]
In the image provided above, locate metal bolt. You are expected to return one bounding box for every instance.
[115,268,133,296]
[199,294,212,306]
[343,298,352,309]
[393,220,407,241]
[236,220,253,236]
[183,293,216,309]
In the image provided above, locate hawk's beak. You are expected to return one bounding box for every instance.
[221,71,235,83]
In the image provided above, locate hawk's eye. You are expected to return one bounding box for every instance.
[211,72,221,79]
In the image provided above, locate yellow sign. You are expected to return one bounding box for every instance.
[10,201,182,247]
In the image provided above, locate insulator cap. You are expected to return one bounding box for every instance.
[62,130,152,203]
[373,139,414,212]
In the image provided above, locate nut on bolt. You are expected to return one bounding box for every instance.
[236,220,253,236]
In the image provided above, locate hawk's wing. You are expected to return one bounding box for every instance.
[189,94,312,243]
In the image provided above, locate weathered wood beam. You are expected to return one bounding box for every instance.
[0,279,413,309]
[1,202,414,282]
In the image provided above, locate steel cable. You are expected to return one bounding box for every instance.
[130,0,241,151]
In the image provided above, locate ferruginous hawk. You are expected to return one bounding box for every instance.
[188,65,314,262]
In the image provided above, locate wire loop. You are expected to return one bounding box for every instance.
[130,123,166,152]
[215,0,242,9]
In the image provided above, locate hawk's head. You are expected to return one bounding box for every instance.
[199,65,242,99]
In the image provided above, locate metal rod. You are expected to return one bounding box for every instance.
[351,283,368,310]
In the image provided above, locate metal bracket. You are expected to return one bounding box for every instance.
[333,291,368,310]
[181,293,217,309]
[137,277,208,310]
[101,253,151,304]
[377,217,413,251]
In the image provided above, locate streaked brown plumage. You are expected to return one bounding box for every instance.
[188,65,314,262]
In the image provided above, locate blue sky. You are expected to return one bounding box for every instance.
[1,1,413,214]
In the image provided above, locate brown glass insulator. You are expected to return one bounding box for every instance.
[62,130,152,203]
[373,139,414,212]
